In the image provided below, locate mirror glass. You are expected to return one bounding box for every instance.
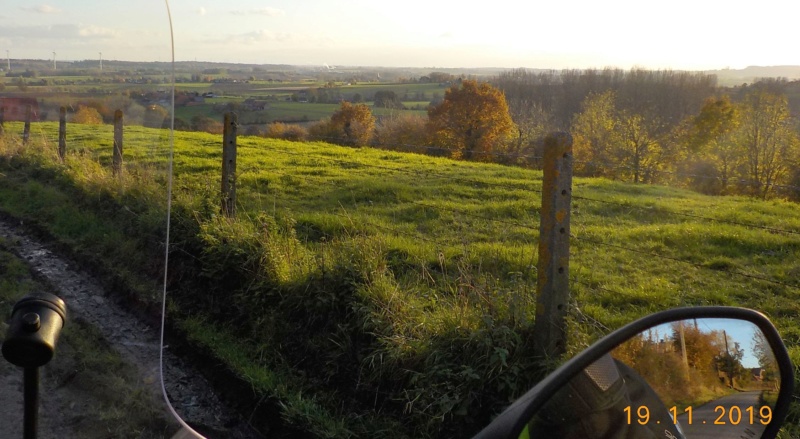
[527,319,781,439]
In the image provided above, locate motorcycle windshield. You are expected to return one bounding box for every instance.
[0,1,218,437]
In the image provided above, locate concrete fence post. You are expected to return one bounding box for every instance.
[532,132,574,360]
[23,105,31,145]
[58,107,67,162]
[112,110,123,176]
[222,112,238,217]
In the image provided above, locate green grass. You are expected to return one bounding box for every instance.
[1,121,800,437]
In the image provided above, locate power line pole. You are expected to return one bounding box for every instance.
[52,52,56,70]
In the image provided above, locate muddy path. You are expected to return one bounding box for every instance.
[0,216,264,439]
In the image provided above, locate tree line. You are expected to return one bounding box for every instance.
[494,68,800,199]
[264,68,800,201]
[46,66,800,201]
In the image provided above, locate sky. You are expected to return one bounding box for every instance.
[1,0,798,71]
[650,319,764,369]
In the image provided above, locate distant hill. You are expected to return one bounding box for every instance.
[705,65,800,86]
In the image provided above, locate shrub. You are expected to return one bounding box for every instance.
[309,103,375,147]
[374,114,429,153]
[190,115,223,134]
[266,122,308,142]
[308,118,338,143]
[243,125,264,137]
[72,105,103,125]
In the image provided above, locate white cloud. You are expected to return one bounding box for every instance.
[230,7,285,17]
[22,4,61,14]
[78,25,117,39]
[220,29,294,45]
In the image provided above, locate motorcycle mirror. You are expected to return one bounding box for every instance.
[472,307,794,439]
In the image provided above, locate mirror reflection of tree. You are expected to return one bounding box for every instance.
[612,321,762,409]
[752,329,781,408]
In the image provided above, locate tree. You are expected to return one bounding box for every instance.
[14,77,28,92]
[715,340,746,388]
[373,90,403,109]
[752,329,778,382]
[571,91,663,183]
[571,91,619,177]
[327,101,375,146]
[144,104,169,128]
[616,110,662,184]
[735,90,799,198]
[679,96,741,194]
[426,80,515,161]
[72,105,103,125]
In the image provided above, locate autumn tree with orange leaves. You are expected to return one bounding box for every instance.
[427,80,515,161]
[329,101,376,147]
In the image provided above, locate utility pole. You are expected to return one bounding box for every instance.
[5,50,9,71]
[679,321,688,369]
[52,52,56,70]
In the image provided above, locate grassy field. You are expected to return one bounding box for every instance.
[0,121,799,437]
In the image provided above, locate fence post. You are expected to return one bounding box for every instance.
[112,110,123,176]
[58,107,66,162]
[532,132,573,360]
[23,105,31,144]
[221,112,238,217]
[0,106,5,135]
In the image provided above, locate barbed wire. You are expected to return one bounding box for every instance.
[274,132,546,163]
[572,194,800,237]
[573,157,800,193]
[14,114,800,303]
[256,191,454,250]
[571,234,800,291]
[410,200,539,232]
[240,164,543,237]
[243,145,544,195]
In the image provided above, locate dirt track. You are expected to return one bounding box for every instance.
[0,216,263,438]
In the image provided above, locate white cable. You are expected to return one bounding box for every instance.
[159,1,206,437]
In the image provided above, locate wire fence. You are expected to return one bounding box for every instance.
[5,111,800,338]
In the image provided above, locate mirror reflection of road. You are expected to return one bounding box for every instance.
[677,391,767,439]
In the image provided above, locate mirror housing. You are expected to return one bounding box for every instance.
[2,292,67,368]
[472,307,794,439]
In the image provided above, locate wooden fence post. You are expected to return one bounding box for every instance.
[23,105,31,144]
[221,112,238,217]
[112,110,123,176]
[58,107,67,162]
[532,132,573,360]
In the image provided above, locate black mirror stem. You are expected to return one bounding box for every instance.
[24,367,39,439]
